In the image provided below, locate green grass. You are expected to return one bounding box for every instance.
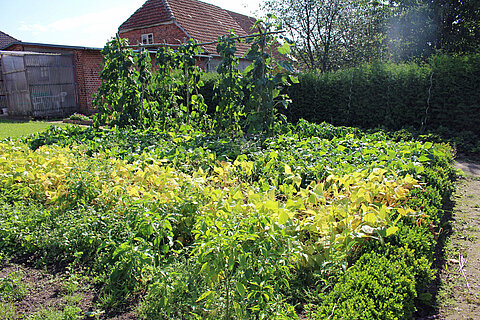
[0,120,67,139]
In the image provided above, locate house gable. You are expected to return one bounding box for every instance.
[119,0,173,31]
[118,0,256,56]
[0,31,18,50]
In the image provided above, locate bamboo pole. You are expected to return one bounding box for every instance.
[122,30,285,49]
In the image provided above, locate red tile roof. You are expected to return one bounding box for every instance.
[119,0,256,56]
[0,31,18,49]
[119,0,173,31]
[226,10,257,35]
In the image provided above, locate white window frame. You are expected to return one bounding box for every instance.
[141,33,154,44]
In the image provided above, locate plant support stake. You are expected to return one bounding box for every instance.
[122,31,286,49]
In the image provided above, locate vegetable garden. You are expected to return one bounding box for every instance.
[0,24,457,319]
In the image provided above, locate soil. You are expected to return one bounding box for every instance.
[436,159,480,319]
[0,260,137,319]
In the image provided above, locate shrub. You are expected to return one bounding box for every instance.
[315,246,432,320]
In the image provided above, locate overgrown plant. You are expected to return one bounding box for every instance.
[2,120,455,318]
[93,38,210,131]
[214,33,245,134]
[93,19,297,135]
[243,16,298,133]
[93,38,149,129]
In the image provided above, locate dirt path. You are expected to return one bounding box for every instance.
[437,160,480,319]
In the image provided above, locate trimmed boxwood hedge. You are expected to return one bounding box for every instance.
[313,142,455,319]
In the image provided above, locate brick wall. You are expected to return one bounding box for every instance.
[74,49,102,114]
[119,23,188,46]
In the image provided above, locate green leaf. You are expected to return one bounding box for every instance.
[278,210,290,224]
[265,200,278,212]
[364,212,377,224]
[196,290,215,302]
[277,43,291,55]
[278,61,295,73]
[418,155,430,162]
[200,262,209,274]
[284,164,292,175]
[386,226,399,236]
[235,282,247,299]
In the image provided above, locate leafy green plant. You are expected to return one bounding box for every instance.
[93,38,143,128]
[243,16,298,133]
[213,33,245,134]
[314,246,421,320]
[0,119,456,319]
[68,113,90,122]
[0,271,28,301]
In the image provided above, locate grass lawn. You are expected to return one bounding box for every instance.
[0,120,67,139]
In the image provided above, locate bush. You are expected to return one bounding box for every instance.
[315,246,432,320]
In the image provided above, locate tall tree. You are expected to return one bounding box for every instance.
[385,0,437,61]
[434,0,480,53]
[385,0,480,60]
[263,0,390,71]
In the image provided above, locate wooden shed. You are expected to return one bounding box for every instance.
[0,51,78,117]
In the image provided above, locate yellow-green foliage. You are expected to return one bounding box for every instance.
[0,123,455,319]
[0,142,199,208]
[0,141,418,267]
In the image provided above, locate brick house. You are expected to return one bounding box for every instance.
[2,41,102,115]
[0,31,18,49]
[118,0,257,71]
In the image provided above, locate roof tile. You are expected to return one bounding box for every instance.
[119,0,173,31]
[119,0,256,56]
[0,31,18,49]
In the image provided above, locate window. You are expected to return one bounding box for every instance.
[206,58,221,73]
[141,33,154,44]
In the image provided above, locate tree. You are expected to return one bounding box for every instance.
[265,0,479,69]
[385,0,480,61]
[433,0,480,53]
[384,0,437,61]
[263,0,390,72]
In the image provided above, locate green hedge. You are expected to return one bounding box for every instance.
[285,54,480,139]
[315,247,419,320]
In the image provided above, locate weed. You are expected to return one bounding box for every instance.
[0,270,28,301]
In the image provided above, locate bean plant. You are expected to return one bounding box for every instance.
[93,18,296,135]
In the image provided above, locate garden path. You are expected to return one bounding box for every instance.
[437,160,480,319]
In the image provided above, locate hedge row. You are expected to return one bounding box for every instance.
[314,143,455,319]
[285,54,480,136]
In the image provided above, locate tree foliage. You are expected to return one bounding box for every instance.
[263,0,389,71]
[264,0,480,70]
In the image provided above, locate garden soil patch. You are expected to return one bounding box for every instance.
[438,160,480,319]
[0,261,137,319]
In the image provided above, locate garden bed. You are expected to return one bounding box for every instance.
[0,121,455,319]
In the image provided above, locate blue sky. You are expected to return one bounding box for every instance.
[1,0,262,48]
